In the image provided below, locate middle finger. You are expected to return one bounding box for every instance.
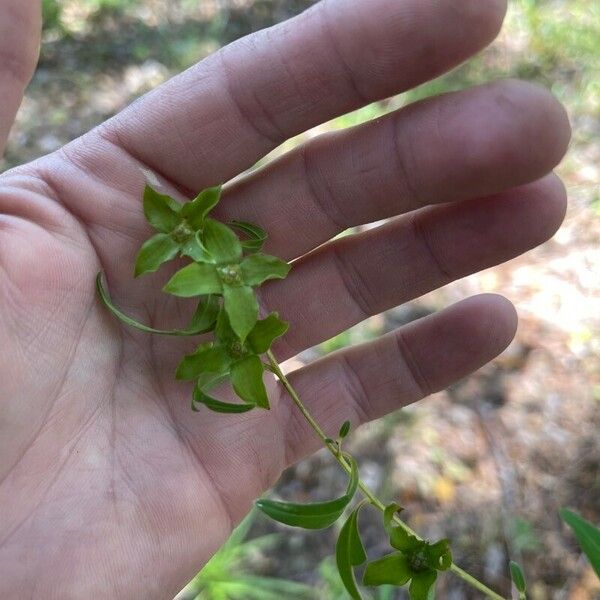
[218,80,570,260]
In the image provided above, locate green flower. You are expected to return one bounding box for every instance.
[176,310,288,412]
[363,504,452,600]
[164,219,290,341]
[134,184,222,277]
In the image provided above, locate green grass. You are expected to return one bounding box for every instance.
[178,511,314,600]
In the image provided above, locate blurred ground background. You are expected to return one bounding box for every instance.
[6,1,599,598]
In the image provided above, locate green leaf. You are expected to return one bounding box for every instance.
[230,220,267,253]
[97,273,216,336]
[180,232,213,263]
[223,284,258,342]
[408,570,437,600]
[339,420,351,439]
[384,504,422,553]
[230,355,269,409]
[143,185,180,232]
[255,499,343,530]
[164,263,222,297]
[180,185,222,229]
[336,503,368,600]
[193,385,255,414]
[215,308,237,347]
[363,553,412,587]
[256,456,359,529]
[391,530,424,554]
[425,539,452,572]
[241,254,290,286]
[203,218,243,264]
[560,508,600,578]
[196,371,228,390]
[134,233,180,277]
[176,344,231,381]
[344,455,360,503]
[247,313,289,354]
[509,560,527,594]
[192,372,255,414]
[383,503,403,530]
[187,295,220,334]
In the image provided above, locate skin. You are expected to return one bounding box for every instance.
[0,0,571,598]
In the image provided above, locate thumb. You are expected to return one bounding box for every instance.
[0,0,41,159]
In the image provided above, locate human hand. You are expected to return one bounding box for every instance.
[0,0,570,597]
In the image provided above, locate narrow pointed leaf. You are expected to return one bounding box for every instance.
[143,185,180,232]
[247,313,289,354]
[97,273,215,336]
[425,539,452,571]
[363,553,411,587]
[187,295,220,333]
[164,262,222,297]
[256,456,359,529]
[180,232,213,263]
[193,385,255,414]
[223,284,258,342]
[230,355,269,409]
[383,503,403,532]
[240,254,290,286]
[134,233,180,277]
[192,373,254,414]
[196,397,255,414]
[255,500,344,530]
[344,455,360,503]
[509,561,527,594]
[181,185,222,229]
[203,218,243,264]
[336,503,367,600]
[230,220,267,253]
[176,344,231,381]
[560,508,600,577]
[408,570,437,600]
[339,420,351,439]
[384,503,422,553]
[215,308,237,347]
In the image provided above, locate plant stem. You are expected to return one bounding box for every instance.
[267,350,506,600]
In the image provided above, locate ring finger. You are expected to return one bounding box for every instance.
[262,173,566,358]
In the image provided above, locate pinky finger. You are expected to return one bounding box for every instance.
[276,294,518,466]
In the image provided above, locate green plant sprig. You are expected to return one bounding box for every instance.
[266,350,506,600]
[97,183,511,600]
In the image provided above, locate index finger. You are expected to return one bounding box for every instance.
[104,0,507,192]
[0,0,41,157]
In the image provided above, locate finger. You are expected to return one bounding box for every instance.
[39,77,568,275]
[0,0,41,157]
[219,80,570,260]
[277,293,517,464]
[262,174,566,357]
[103,0,507,190]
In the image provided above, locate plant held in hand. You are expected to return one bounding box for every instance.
[98,183,515,600]
[98,184,289,414]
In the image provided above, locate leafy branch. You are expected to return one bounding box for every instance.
[97,182,520,600]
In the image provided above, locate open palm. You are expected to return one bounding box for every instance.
[0,1,570,597]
